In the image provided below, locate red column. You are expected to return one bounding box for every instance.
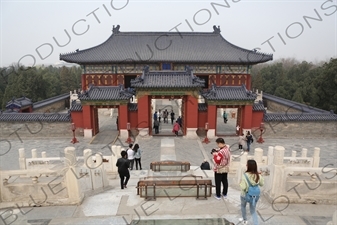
[185,95,198,128]
[137,96,150,129]
[207,105,217,129]
[82,105,93,129]
[246,74,251,90]
[242,105,253,129]
[118,105,128,129]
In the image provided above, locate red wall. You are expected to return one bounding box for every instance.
[118,105,128,129]
[198,111,207,129]
[129,111,138,129]
[71,111,84,128]
[137,96,150,129]
[185,96,198,128]
[252,111,264,128]
[241,105,253,130]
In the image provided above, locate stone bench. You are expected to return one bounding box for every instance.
[136,175,212,200]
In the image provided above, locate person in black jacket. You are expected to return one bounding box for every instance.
[116,150,130,189]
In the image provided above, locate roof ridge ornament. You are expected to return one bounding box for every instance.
[213,25,221,34]
[112,25,120,34]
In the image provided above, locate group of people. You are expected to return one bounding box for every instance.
[115,143,142,190]
[153,109,182,136]
[201,138,263,225]
[238,131,254,152]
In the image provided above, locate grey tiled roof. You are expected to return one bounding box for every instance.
[131,70,205,88]
[70,102,83,111]
[201,84,256,101]
[264,113,337,122]
[0,112,71,122]
[263,93,330,113]
[128,103,138,111]
[60,26,272,64]
[6,97,32,109]
[33,93,69,110]
[198,103,208,111]
[253,102,265,111]
[79,85,134,101]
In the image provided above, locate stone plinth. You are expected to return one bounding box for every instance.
[184,128,198,139]
[84,129,92,138]
[207,129,216,139]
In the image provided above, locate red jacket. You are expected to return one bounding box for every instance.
[172,123,180,132]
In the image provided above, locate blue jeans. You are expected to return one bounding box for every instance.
[247,141,251,151]
[240,195,259,225]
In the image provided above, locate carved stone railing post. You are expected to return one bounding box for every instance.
[291,150,296,157]
[111,145,118,173]
[254,148,263,164]
[273,146,285,166]
[83,149,93,168]
[268,146,285,201]
[301,148,307,157]
[267,146,274,166]
[31,149,37,158]
[313,147,320,168]
[64,147,83,204]
[18,148,26,170]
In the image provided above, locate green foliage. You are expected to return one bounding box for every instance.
[251,58,337,113]
[1,65,81,110]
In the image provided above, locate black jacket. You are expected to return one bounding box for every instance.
[116,158,130,175]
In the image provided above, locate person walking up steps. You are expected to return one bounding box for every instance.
[116,150,130,189]
[223,111,228,123]
[246,131,253,152]
[133,144,142,170]
[158,109,162,123]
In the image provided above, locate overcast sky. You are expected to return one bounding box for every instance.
[1,0,336,67]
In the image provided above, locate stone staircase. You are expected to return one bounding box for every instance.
[153,99,181,136]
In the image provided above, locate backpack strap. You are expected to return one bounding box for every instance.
[243,173,252,187]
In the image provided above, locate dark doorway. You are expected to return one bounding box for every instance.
[124,75,137,88]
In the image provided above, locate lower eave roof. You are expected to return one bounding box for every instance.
[202,84,256,101]
[79,85,134,101]
[264,113,337,122]
[0,113,71,122]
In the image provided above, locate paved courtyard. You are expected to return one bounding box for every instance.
[0,111,336,225]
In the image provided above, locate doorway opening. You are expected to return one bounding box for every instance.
[216,107,238,136]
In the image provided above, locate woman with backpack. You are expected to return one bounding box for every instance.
[133,144,142,170]
[239,159,264,225]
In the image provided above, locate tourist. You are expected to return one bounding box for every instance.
[177,116,182,128]
[239,159,264,225]
[163,109,168,123]
[116,150,130,189]
[238,133,246,152]
[172,120,180,136]
[200,159,211,170]
[116,116,118,130]
[170,110,175,124]
[246,131,253,152]
[127,144,135,170]
[153,119,159,134]
[223,111,228,123]
[212,138,231,200]
[153,111,158,121]
[133,144,142,170]
[158,109,162,123]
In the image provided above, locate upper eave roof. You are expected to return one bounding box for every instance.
[60,26,273,65]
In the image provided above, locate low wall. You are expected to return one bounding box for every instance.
[254,121,337,138]
[0,122,74,139]
[264,98,302,113]
[33,100,67,113]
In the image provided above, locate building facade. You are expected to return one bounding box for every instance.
[60,25,273,138]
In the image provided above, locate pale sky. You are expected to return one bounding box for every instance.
[1,0,336,67]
